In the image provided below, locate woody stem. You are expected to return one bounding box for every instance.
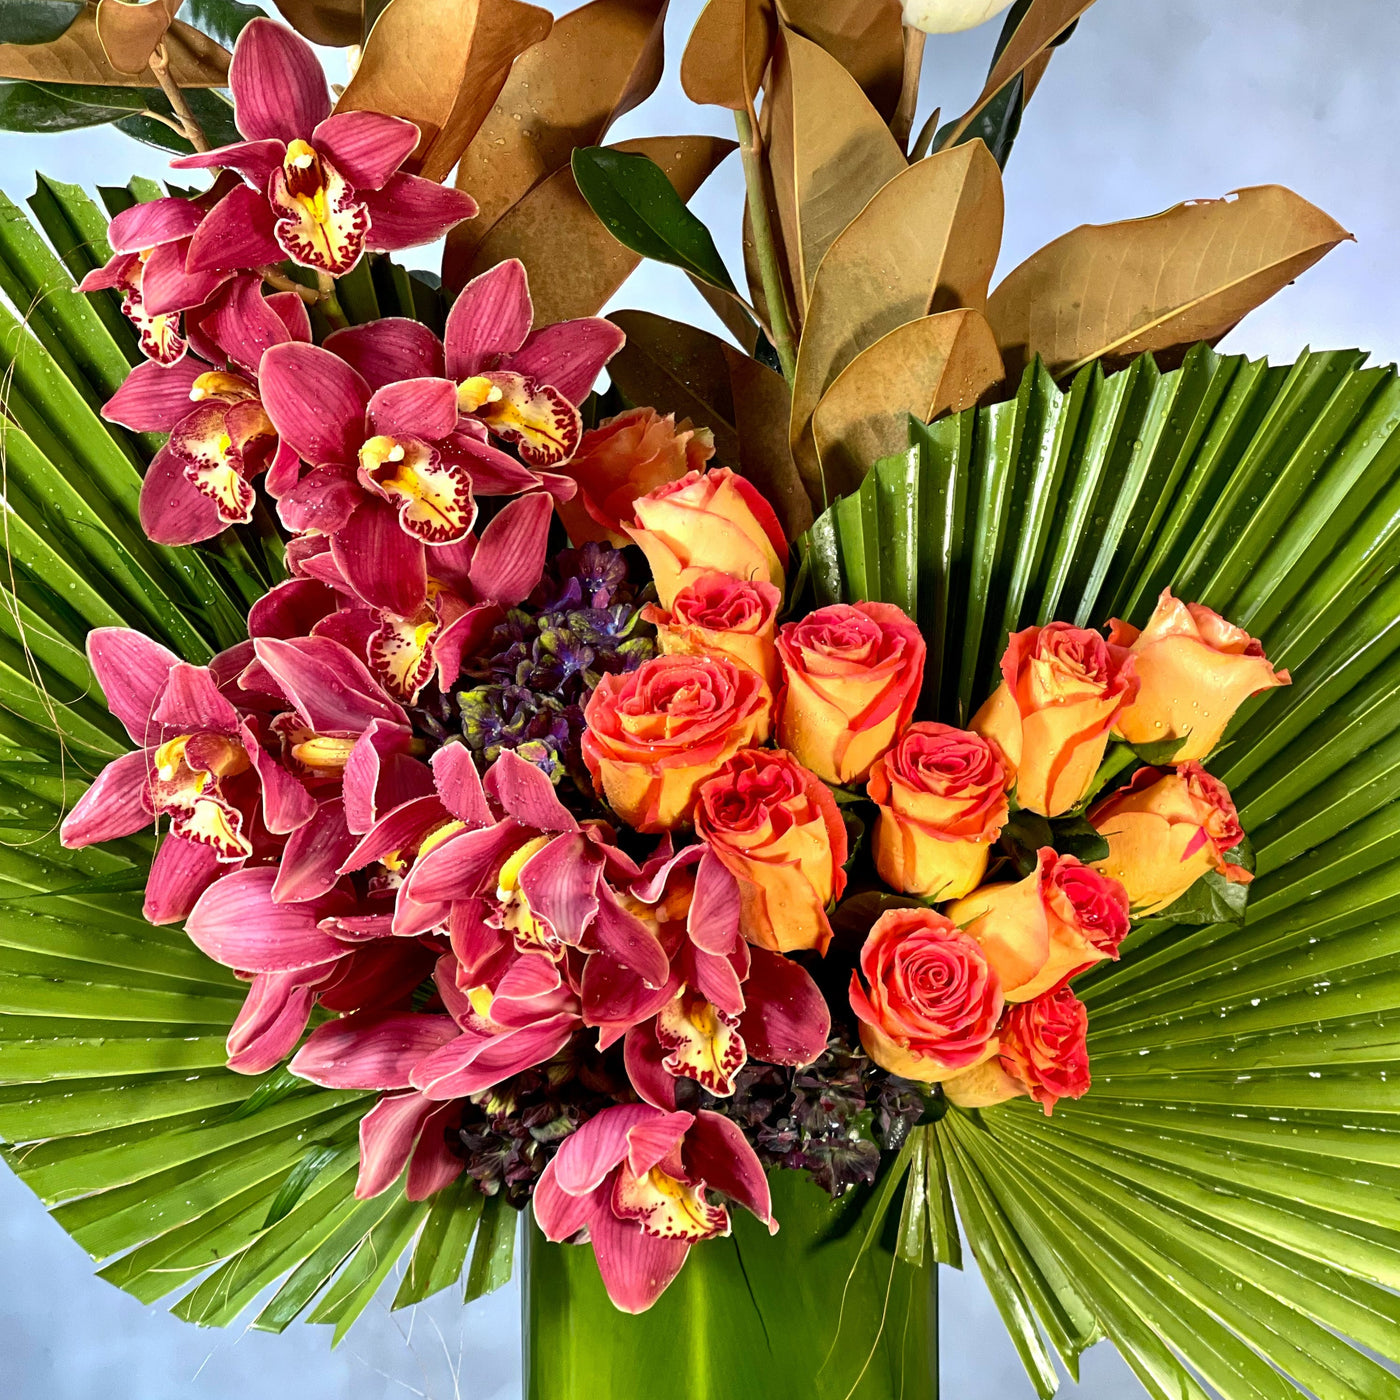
[733,108,798,384]
[148,43,209,154]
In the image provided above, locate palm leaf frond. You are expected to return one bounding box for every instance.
[803,346,1400,1399]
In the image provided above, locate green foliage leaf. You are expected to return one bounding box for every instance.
[1002,810,1109,873]
[1128,732,1191,765]
[571,145,737,293]
[0,0,85,45]
[184,0,267,46]
[0,79,143,133]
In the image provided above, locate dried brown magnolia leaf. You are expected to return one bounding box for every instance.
[269,0,360,46]
[336,0,552,182]
[464,136,735,324]
[943,0,1096,148]
[443,0,669,289]
[789,139,1003,491]
[986,185,1355,380]
[607,310,812,538]
[0,8,228,85]
[688,273,761,353]
[96,0,179,77]
[680,0,774,111]
[776,0,904,121]
[812,308,1003,500]
[764,26,906,321]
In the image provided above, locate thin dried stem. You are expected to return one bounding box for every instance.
[256,266,320,304]
[148,43,210,153]
[891,26,927,153]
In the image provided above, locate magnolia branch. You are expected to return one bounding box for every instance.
[734,109,798,383]
[147,44,210,154]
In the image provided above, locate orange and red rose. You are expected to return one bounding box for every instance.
[625,467,788,608]
[695,748,846,954]
[644,571,782,694]
[776,602,925,786]
[1089,761,1250,915]
[868,723,1008,900]
[848,906,1003,1082]
[997,986,1091,1114]
[972,622,1137,816]
[1108,589,1289,761]
[555,407,715,547]
[944,849,1129,1002]
[582,654,772,831]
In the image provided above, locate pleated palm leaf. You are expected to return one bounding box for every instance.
[3,172,1400,1398]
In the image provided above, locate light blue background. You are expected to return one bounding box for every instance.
[2,1,1395,1395]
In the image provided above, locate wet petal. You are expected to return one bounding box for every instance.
[325,317,445,389]
[361,173,477,252]
[107,197,203,254]
[510,317,626,406]
[366,376,458,441]
[313,109,418,190]
[291,1011,460,1089]
[184,184,283,274]
[85,628,179,745]
[59,750,152,847]
[331,498,431,615]
[170,137,286,188]
[269,142,369,276]
[229,17,330,143]
[468,491,552,605]
[260,340,371,467]
[139,240,226,318]
[102,357,206,433]
[443,257,532,378]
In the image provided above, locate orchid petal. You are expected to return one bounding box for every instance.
[517,832,601,951]
[446,899,514,987]
[533,1168,601,1242]
[267,289,312,344]
[248,578,339,639]
[203,274,294,373]
[441,433,544,496]
[590,884,670,990]
[588,1197,691,1314]
[340,793,446,873]
[225,972,321,1074]
[739,947,831,1067]
[276,462,361,535]
[361,174,478,253]
[405,1104,465,1199]
[510,318,625,405]
[248,738,317,836]
[86,628,179,745]
[623,1023,680,1109]
[59,749,152,848]
[409,1013,578,1098]
[468,491,552,605]
[170,137,285,187]
[230,17,330,143]
[687,850,742,956]
[273,797,355,903]
[252,634,408,731]
[107,197,203,253]
[690,947,745,1019]
[484,748,577,832]
[688,1111,774,1229]
[431,604,498,691]
[551,1104,659,1196]
[625,1111,694,1178]
[318,938,435,1013]
[343,719,434,835]
[144,833,225,925]
[331,499,429,616]
[366,376,458,440]
[184,184,283,274]
[430,742,491,827]
[325,318,445,389]
[583,955,678,1042]
[402,819,525,908]
[140,443,226,546]
[103,356,206,432]
[443,258,532,378]
[139,241,226,318]
[187,867,346,970]
[259,341,371,468]
[291,1011,459,1089]
[153,660,240,734]
[353,1090,433,1198]
[77,253,133,293]
[312,110,418,190]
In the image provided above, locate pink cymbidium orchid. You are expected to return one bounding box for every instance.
[325,258,625,471]
[60,629,315,923]
[577,843,830,1104]
[103,277,310,545]
[534,1103,775,1313]
[77,195,230,364]
[174,19,476,278]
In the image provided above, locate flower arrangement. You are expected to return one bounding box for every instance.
[2,2,1399,1397]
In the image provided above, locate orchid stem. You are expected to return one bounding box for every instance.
[892,26,927,153]
[733,108,797,384]
[148,43,209,154]
[316,271,349,330]
[256,267,319,304]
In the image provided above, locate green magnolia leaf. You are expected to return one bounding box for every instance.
[184,0,267,46]
[0,1,85,45]
[571,146,737,294]
[0,79,142,133]
[117,87,239,154]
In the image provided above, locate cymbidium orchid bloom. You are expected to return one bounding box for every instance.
[533,1103,775,1313]
[174,19,477,277]
[102,276,310,544]
[60,629,315,923]
[323,257,625,471]
[78,195,230,365]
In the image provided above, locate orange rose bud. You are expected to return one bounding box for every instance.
[695,748,847,954]
[942,1057,1027,1110]
[776,602,926,785]
[643,570,782,694]
[996,985,1091,1115]
[944,849,1129,1003]
[868,722,1008,900]
[582,654,772,832]
[971,622,1138,816]
[849,907,1003,1083]
[625,467,788,609]
[554,407,715,547]
[1089,761,1251,915]
[1108,589,1290,761]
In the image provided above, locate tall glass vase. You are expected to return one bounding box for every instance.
[523,1165,937,1400]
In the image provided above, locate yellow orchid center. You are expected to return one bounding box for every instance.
[496,835,557,955]
[456,376,504,413]
[613,1160,729,1242]
[190,371,256,403]
[418,819,466,859]
[290,734,358,773]
[358,434,475,545]
[466,984,495,1021]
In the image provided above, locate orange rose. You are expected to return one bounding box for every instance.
[944,849,1129,1002]
[1089,761,1251,915]
[555,408,715,547]
[695,748,847,955]
[868,723,1008,900]
[848,907,1003,1083]
[972,622,1138,816]
[1108,589,1290,761]
[776,602,926,785]
[625,467,788,609]
[643,571,782,693]
[581,654,771,831]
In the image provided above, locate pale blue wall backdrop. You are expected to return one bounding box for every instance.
[1,2,1394,1396]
